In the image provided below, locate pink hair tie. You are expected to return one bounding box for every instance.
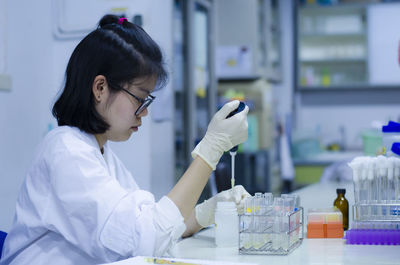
[118,17,128,25]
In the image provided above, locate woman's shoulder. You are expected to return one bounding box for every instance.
[41,126,99,155]
[45,125,91,142]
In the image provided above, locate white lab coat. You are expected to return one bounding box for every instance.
[0,126,186,265]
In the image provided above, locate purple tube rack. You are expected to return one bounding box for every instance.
[344,229,400,245]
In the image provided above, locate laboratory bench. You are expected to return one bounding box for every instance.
[169,181,400,265]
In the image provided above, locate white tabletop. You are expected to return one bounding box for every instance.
[170,182,400,265]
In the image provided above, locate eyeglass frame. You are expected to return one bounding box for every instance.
[110,82,156,116]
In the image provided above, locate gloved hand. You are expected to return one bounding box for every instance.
[195,185,251,228]
[192,100,248,170]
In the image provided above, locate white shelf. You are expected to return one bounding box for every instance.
[301,58,366,63]
[300,31,366,39]
[218,75,262,81]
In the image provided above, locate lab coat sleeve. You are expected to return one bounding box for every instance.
[45,146,185,261]
[100,193,186,257]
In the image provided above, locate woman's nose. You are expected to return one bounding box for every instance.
[137,107,148,117]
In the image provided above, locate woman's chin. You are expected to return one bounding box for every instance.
[109,131,133,142]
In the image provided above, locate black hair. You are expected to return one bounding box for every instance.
[52,14,168,134]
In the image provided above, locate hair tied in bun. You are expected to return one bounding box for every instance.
[118,17,128,25]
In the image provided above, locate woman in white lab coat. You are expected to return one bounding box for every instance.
[0,15,249,265]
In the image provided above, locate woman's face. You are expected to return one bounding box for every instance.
[96,76,156,143]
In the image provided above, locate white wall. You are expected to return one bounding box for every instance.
[0,0,54,232]
[368,3,400,85]
[0,0,174,231]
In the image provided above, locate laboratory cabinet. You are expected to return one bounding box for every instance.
[296,3,368,89]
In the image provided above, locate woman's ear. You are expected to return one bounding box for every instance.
[92,75,107,102]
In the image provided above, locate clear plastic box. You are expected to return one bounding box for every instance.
[307,208,343,238]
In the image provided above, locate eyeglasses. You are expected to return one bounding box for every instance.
[112,83,155,116]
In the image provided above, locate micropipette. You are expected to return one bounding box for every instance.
[226,101,246,188]
[230,151,236,188]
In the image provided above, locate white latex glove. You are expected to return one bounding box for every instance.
[195,185,251,228]
[192,100,249,170]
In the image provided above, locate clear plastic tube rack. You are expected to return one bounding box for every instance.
[239,193,304,255]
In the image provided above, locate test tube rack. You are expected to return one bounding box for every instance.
[238,207,304,255]
[353,202,400,224]
[345,203,400,245]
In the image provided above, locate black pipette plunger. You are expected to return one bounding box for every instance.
[226,101,246,188]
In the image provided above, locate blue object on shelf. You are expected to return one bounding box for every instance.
[382,121,400,132]
[391,142,400,156]
[0,230,7,259]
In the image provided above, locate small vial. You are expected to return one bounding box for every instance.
[241,197,252,249]
[281,195,295,214]
[252,193,263,249]
[272,198,284,250]
[254,192,263,214]
[281,194,300,206]
[291,194,301,209]
[264,193,273,204]
[262,193,274,248]
[334,189,349,231]
[263,193,274,215]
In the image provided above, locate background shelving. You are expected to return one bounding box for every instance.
[297,4,368,88]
